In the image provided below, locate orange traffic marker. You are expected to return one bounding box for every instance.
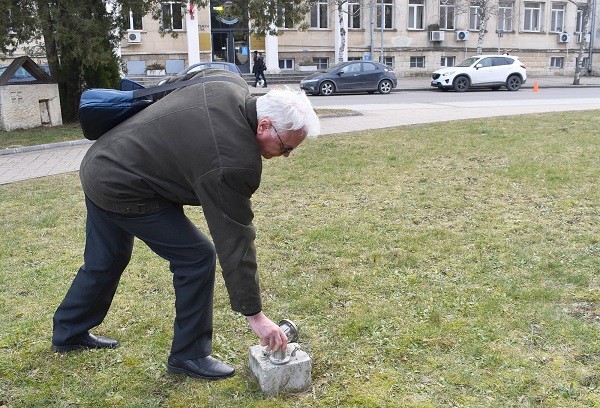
[533,80,539,92]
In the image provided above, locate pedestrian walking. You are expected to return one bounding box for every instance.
[253,51,267,88]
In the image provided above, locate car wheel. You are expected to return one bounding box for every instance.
[319,81,335,96]
[378,79,393,94]
[453,76,470,92]
[506,75,522,91]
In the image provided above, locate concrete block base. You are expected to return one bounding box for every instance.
[248,342,312,396]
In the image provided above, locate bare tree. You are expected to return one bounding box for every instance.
[331,0,366,64]
[466,0,499,54]
[569,0,593,85]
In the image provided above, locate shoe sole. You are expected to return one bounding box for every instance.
[51,343,119,353]
[166,364,235,380]
[51,344,86,353]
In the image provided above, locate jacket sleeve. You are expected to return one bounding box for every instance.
[194,168,262,315]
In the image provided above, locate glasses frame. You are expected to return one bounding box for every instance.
[271,125,294,154]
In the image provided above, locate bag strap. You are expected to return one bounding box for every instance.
[132,75,245,99]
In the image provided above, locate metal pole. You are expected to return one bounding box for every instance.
[380,0,384,62]
[370,0,374,58]
[589,0,597,71]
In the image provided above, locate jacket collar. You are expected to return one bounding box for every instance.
[245,97,258,133]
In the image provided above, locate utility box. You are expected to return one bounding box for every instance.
[0,56,62,131]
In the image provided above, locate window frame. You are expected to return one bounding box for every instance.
[310,0,329,29]
[276,4,295,28]
[469,4,480,30]
[439,0,455,30]
[410,56,426,68]
[441,56,456,67]
[550,3,566,33]
[523,2,542,32]
[161,1,185,31]
[498,2,514,32]
[348,2,362,29]
[576,8,584,32]
[376,0,394,29]
[550,56,564,68]
[125,8,144,31]
[408,0,424,29]
[279,59,294,70]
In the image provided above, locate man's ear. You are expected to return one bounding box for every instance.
[257,118,271,134]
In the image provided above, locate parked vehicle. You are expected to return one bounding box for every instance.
[157,61,242,85]
[300,61,397,96]
[431,55,527,92]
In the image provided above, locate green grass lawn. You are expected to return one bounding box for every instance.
[1,111,599,407]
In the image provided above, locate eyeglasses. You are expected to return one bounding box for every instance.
[271,125,294,154]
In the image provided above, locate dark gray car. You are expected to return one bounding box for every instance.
[300,61,397,96]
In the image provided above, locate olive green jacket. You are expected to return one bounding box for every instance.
[80,70,263,315]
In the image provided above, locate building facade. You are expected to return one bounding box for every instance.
[4,0,600,78]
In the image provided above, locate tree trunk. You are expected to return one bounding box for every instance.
[573,0,592,85]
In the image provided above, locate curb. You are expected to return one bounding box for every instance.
[0,138,93,156]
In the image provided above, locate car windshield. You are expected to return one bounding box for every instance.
[456,57,481,67]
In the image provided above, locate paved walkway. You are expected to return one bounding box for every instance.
[1,75,600,185]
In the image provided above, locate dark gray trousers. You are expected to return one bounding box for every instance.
[52,197,216,360]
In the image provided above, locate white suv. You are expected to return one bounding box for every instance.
[431,55,527,92]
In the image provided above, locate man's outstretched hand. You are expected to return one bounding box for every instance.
[246,312,288,352]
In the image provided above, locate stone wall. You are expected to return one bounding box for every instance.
[0,83,62,131]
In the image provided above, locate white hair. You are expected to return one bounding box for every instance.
[256,88,320,139]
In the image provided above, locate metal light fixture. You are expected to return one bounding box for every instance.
[267,319,300,365]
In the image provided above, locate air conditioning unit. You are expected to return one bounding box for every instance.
[577,32,590,43]
[558,32,571,43]
[430,31,445,42]
[456,30,470,41]
[127,31,142,44]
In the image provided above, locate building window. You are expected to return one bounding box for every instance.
[410,56,425,68]
[376,0,394,29]
[313,58,329,69]
[523,2,542,32]
[551,3,565,32]
[408,0,424,29]
[279,59,293,70]
[576,9,584,32]
[162,2,184,30]
[550,57,564,68]
[349,2,362,28]
[125,8,143,30]
[348,56,362,61]
[441,56,455,67]
[382,56,394,67]
[311,1,329,28]
[498,2,514,32]
[439,0,455,30]
[276,4,295,28]
[469,3,480,30]
[578,56,589,68]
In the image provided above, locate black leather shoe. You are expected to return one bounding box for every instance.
[167,355,235,380]
[51,333,119,353]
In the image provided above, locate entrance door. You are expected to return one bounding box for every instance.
[212,31,250,73]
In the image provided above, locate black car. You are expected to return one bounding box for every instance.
[300,61,397,96]
[157,61,242,85]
